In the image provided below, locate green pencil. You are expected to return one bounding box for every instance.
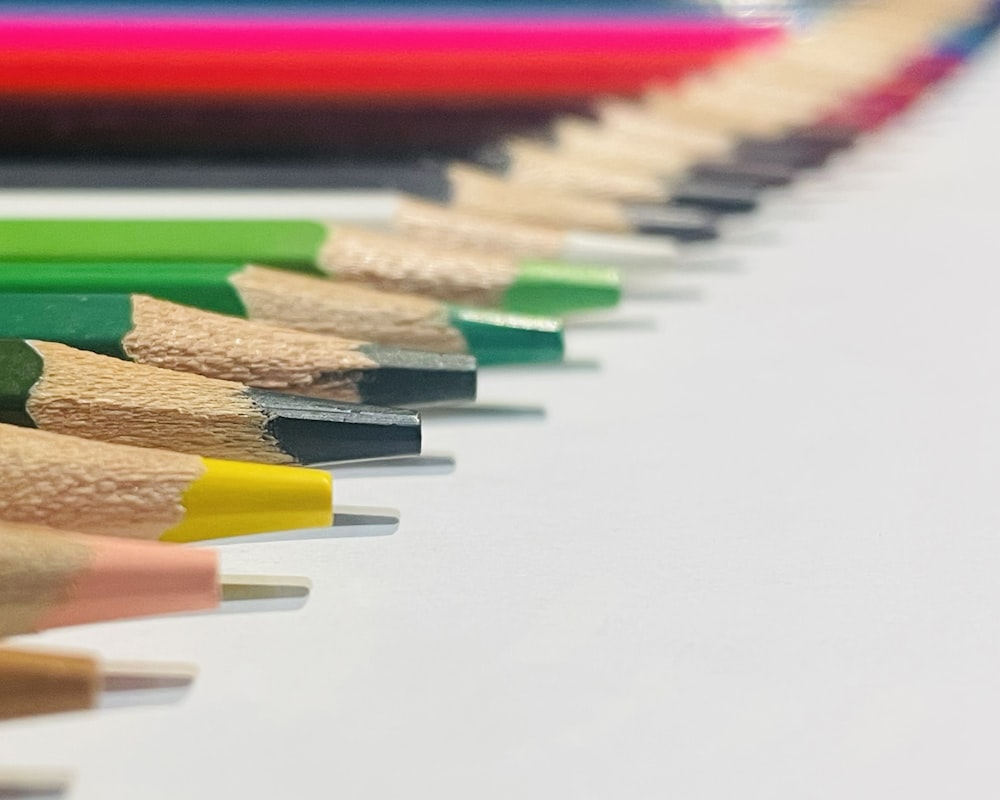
[0,219,620,316]
[0,294,478,406]
[0,262,564,366]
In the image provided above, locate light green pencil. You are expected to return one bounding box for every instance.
[0,219,620,316]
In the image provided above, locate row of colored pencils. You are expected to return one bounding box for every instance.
[1,0,997,794]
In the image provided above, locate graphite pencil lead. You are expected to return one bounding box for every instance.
[0,339,423,464]
[0,648,195,721]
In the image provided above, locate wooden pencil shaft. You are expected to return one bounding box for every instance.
[0,649,99,721]
[0,339,426,464]
[0,519,221,637]
[0,264,477,353]
[0,422,335,542]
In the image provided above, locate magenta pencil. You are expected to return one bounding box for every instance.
[0,13,782,100]
[0,14,782,54]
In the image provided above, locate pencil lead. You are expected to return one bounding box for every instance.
[219,576,312,603]
[329,452,456,478]
[668,178,762,214]
[97,662,196,710]
[332,506,401,528]
[687,159,798,188]
[447,307,564,366]
[246,388,421,463]
[215,580,310,612]
[622,204,721,241]
[352,346,476,406]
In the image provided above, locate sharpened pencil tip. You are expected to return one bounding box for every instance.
[448,307,564,367]
[101,663,198,707]
[220,576,312,603]
[504,261,621,316]
[247,388,422,463]
[623,203,720,241]
[332,505,401,529]
[355,346,477,406]
[667,178,762,214]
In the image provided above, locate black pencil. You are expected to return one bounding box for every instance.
[0,338,424,464]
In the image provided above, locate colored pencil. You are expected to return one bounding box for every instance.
[0,518,310,637]
[0,647,194,722]
[0,219,621,315]
[0,2,743,12]
[0,295,480,402]
[0,339,428,463]
[476,141,763,211]
[0,180,715,250]
[537,120,800,187]
[463,0,993,205]
[0,14,780,101]
[0,267,565,366]
[0,423,334,542]
[636,0,991,144]
[0,165,716,238]
[0,98,593,160]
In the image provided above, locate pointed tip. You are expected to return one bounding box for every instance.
[503,261,621,315]
[688,159,798,188]
[332,505,401,529]
[448,307,564,367]
[101,662,198,706]
[247,388,422,464]
[354,346,477,406]
[734,137,836,169]
[623,203,720,241]
[220,576,312,603]
[668,178,762,214]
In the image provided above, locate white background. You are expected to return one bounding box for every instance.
[4,40,1000,800]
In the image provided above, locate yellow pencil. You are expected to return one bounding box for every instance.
[0,423,333,542]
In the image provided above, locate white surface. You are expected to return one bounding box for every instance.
[561,228,679,268]
[0,189,403,224]
[4,45,1000,800]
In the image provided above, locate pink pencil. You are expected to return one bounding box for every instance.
[0,518,309,638]
[0,13,782,99]
[0,13,782,53]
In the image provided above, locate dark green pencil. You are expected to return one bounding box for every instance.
[0,293,478,407]
[0,338,423,464]
[0,262,564,366]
